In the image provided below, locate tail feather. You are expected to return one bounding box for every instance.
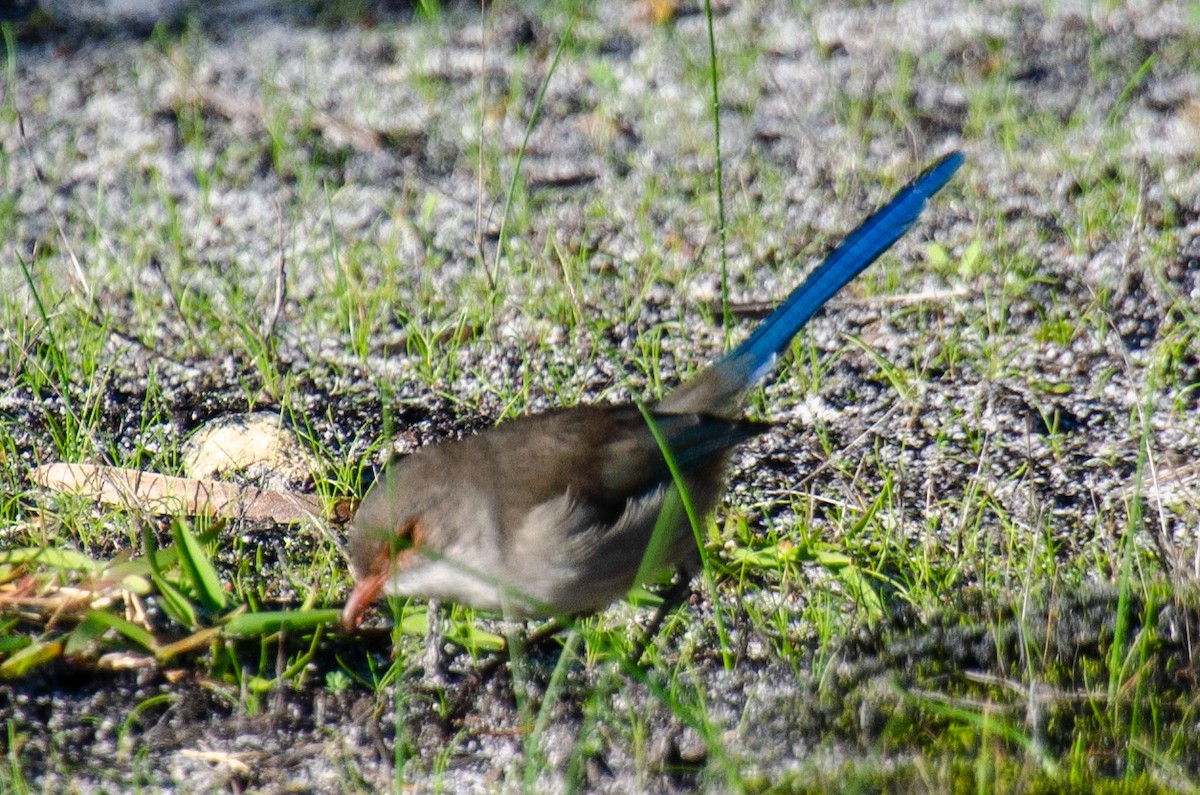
[658,151,963,415]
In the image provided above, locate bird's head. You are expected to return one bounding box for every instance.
[340,482,425,630]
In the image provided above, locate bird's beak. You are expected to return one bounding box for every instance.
[340,565,389,631]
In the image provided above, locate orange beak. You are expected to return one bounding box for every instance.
[340,565,389,631]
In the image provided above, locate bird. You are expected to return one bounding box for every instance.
[341,152,964,628]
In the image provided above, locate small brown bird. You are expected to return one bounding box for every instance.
[342,152,963,626]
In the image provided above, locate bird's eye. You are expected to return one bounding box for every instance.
[386,520,420,558]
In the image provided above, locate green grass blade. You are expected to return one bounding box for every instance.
[490,13,577,293]
[0,547,103,574]
[171,521,228,612]
[81,610,159,655]
[140,524,200,629]
[635,403,732,669]
[0,639,62,678]
[222,609,342,637]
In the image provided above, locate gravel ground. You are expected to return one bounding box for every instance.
[2,0,1199,792]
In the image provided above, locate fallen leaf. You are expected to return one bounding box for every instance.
[31,463,324,524]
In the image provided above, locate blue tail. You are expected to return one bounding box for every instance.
[659,151,964,415]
